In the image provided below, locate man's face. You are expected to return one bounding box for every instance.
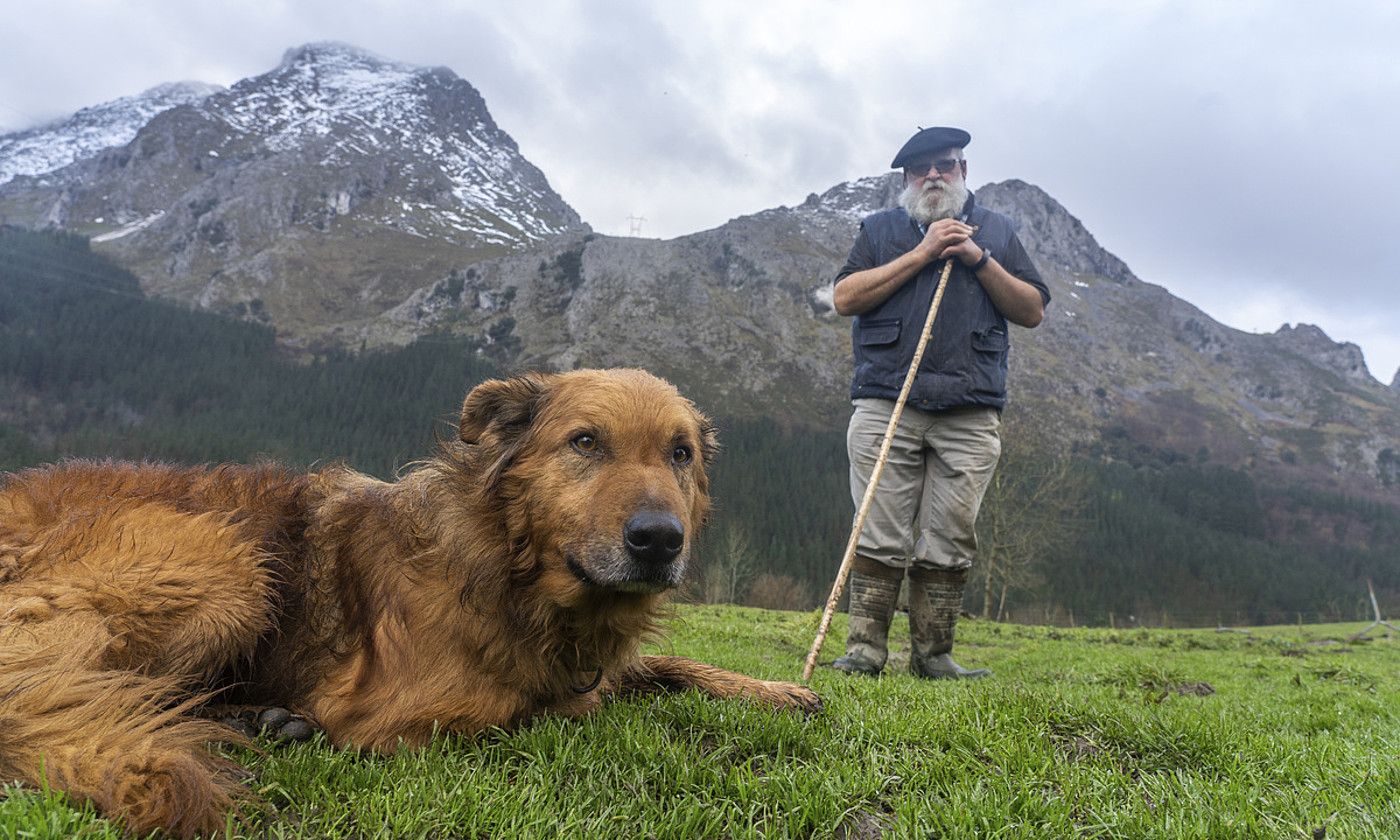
[898,146,969,224]
[902,147,966,190]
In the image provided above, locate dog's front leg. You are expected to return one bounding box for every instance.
[610,655,821,713]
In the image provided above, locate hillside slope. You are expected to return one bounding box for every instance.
[2,227,1396,622]
[368,175,1400,488]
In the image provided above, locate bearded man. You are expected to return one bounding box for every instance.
[830,126,1050,679]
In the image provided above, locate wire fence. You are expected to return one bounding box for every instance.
[689,587,1398,631]
[981,599,1393,630]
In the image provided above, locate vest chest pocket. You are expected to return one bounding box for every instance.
[971,326,1008,353]
[858,317,901,346]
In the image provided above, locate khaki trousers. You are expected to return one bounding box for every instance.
[846,398,1001,572]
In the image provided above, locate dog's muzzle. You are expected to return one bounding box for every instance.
[565,511,688,594]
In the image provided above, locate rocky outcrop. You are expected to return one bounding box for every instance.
[978,179,1135,285]
[1272,323,1372,383]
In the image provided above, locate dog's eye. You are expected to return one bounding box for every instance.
[672,445,693,466]
[571,433,599,455]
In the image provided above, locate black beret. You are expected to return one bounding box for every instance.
[890,126,971,169]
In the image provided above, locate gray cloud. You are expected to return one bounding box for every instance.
[2,1,1397,379]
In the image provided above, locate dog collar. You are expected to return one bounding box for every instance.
[571,666,604,694]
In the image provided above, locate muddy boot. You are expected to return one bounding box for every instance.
[832,557,903,676]
[908,566,990,680]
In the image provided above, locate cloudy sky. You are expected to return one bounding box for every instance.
[4,1,1399,382]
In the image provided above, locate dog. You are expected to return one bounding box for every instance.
[0,368,820,837]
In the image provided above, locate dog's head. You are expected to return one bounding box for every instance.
[458,368,717,603]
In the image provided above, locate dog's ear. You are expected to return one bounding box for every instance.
[690,407,719,528]
[697,414,720,469]
[459,373,555,445]
[460,373,557,491]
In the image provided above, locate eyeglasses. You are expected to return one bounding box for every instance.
[903,158,962,177]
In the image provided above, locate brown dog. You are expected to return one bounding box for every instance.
[0,368,819,837]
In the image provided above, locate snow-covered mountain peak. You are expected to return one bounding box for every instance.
[217,44,451,146]
[140,81,226,101]
[277,41,408,72]
[0,43,584,337]
[0,81,222,186]
[269,42,430,104]
[198,42,576,243]
[798,174,902,221]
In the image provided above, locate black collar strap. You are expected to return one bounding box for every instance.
[571,666,604,694]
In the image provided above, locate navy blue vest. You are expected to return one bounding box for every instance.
[835,193,1048,412]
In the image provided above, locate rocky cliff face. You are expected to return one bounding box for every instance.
[1271,324,1372,383]
[0,43,584,343]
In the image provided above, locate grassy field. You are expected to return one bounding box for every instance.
[3,605,1397,839]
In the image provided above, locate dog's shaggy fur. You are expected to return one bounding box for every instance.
[0,369,819,837]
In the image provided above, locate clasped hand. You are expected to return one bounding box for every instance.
[917,219,982,266]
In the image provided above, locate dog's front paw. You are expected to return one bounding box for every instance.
[255,708,321,742]
[214,707,322,743]
[760,680,823,715]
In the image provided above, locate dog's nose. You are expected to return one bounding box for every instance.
[624,511,685,564]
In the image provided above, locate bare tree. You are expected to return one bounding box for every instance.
[746,573,812,611]
[973,420,1087,619]
[701,523,754,604]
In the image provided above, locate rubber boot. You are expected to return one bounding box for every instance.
[831,557,903,676]
[907,566,990,679]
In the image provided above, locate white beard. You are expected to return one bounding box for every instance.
[899,176,969,224]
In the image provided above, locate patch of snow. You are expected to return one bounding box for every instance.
[0,82,221,185]
[91,211,165,242]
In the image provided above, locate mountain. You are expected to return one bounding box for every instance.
[972,181,1400,485]
[2,43,1397,491]
[365,174,1400,490]
[0,43,583,343]
[0,81,222,188]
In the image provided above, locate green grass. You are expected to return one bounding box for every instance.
[3,606,1397,838]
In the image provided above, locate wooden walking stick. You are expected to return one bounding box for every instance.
[802,256,957,682]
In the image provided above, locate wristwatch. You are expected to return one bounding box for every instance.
[970,247,992,272]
